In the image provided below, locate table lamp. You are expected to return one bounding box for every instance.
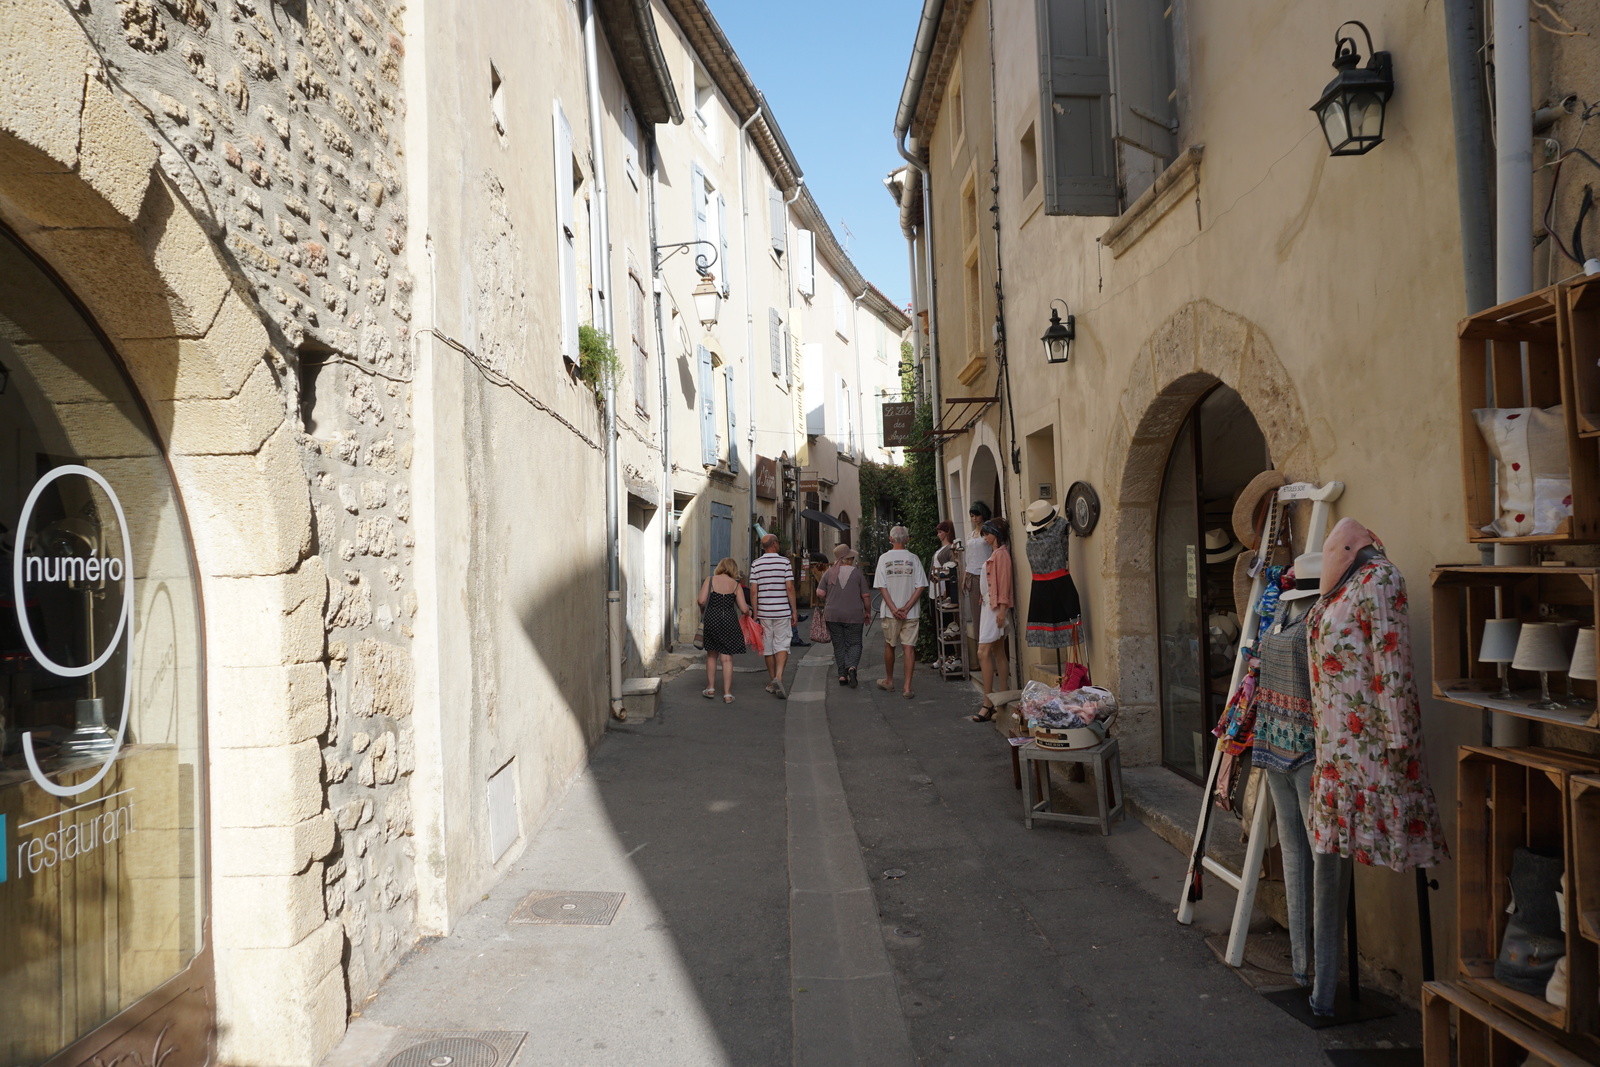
[1479,618,1521,699]
[1513,622,1570,711]
[1568,627,1597,710]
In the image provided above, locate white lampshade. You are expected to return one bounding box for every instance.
[1557,620,1583,654]
[1571,628,1597,682]
[1513,622,1572,673]
[1479,618,1522,664]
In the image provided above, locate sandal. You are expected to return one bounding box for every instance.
[970,702,997,723]
[875,678,894,691]
[702,688,716,699]
[839,675,848,686]
[723,694,735,704]
[847,668,858,688]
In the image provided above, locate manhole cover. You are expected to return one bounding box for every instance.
[385,1039,499,1067]
[509,889,625,926]
[882,868,906,880]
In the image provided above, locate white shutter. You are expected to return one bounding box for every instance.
[724,366,738,473]
[622,103,640,189]
[553,101,579,361]
[795,229,815,297]
[769,188,786,257]
[833,280,849,338]
[769,308,783,376]
[698,344,717,465]
[716,193,729,285]
[692,163,708,247]
[803,342,826,435]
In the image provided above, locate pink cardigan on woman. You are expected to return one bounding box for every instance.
[984,544,1014,611]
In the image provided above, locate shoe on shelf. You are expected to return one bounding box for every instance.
[937,599,958,611]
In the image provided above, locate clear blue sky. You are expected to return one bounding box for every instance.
[709,0,924,309]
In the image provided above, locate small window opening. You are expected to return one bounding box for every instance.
[1020,123,1038,197]
[490,63,507,140]
[297,341,339,437]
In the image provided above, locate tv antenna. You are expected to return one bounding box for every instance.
[839,218,855,253]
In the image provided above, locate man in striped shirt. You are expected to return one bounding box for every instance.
[749,534,796,698]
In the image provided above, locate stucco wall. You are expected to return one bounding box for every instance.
[915,0,1523,1004]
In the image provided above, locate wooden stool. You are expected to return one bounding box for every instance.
[1019,737,1125,835]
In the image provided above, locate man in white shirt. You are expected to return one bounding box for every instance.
[873,525,927,698]
[749,534,796,698]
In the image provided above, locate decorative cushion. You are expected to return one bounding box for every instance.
[1473,406,1572,536]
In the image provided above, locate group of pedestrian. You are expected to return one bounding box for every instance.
[695,508,1014,710]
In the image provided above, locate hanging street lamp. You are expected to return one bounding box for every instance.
[1311,21,1394,157]
[692,273,722,328]
[1041,300,1074,365]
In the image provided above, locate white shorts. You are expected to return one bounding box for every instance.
[760,617,792,655]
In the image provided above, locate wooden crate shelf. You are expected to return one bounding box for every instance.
[1573,774,1600,947]
[1567,274,1600,439]
[1459,284,1600,542]
[1424,979,1596,1066]
[1431,566,1600,731]
[1457,746,1600,1043]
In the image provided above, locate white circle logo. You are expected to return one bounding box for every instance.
[11,464,135,797]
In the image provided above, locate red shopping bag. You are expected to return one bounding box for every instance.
[740,613,765,655]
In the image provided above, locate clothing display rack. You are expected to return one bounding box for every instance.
[1176,480,1343,960]
[934,552,970,680]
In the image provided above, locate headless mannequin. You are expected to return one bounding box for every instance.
[1257,597,1348,1013]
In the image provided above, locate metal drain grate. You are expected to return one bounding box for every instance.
[381,1032,526,1067]
[508,889,625,926]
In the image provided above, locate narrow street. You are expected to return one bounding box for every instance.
[325,630,1419,1066]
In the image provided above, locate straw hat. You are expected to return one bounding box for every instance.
[1232,553,1255,619]
[1232,470,1288,550]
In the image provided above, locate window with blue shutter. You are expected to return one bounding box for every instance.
[692,163,709,247]
[698,344,716,466]
[1037,0,1118,216]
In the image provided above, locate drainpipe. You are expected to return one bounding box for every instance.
[783,178,805,553]
[1489,0,1534,747]
[579,0,624,718]
[1493,0,1533,301]
[1445,0,1496,315]
[853,286,869,466]
[739,102,761,561]
[648,137,674,648]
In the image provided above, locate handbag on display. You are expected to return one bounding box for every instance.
[740,613,765,655]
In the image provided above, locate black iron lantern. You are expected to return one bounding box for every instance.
[1311,21,1393,156]
[1041,300,1074,365]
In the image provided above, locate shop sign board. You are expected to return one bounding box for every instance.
[755,456,779,499]
[882,402,916,447]
[798,471,820,494]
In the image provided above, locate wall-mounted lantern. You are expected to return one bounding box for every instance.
[1312,21,1393,156]
[1041,300,1074,365]
[692,273,722,329]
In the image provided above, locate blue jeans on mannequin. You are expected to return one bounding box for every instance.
[1265,762,1349,1016]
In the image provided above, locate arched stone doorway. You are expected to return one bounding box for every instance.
[1098,301,1315,769]
[0,25,334,1062]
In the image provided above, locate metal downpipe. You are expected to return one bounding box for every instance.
[1444,0,1496,315]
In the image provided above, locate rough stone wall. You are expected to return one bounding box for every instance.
[56,0,418,1013]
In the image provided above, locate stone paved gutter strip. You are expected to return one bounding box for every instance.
[786,645,916,1066]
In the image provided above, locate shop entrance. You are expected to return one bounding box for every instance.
[1154,384,1269,782]
[968,445,1002,520]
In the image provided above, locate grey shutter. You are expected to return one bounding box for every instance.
[716,193,729,283]
[782,323,792,383]
[1037,0,1118,216]
[698,344,716,465]
[769,188,786,256]
[1109,0,1177,159]
[553,102,579,360]
[769,307,783,375]
[692,163,708,246]
[725,367,739,473]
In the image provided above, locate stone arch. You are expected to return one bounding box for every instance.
[0,9,337,1062]
[963,417,1005,520]
[1097,300,1316,768]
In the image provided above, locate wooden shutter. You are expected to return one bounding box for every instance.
[1037,0,1118,216]
[698,344,716,465]
[1110,0,1177,159]
[769,307,783,375]
[724,367,739,473]
[553,101,579,359]
[692,163,708,246]
[716,193,729,283]
[795,229,815,297]
[769,188,787,257]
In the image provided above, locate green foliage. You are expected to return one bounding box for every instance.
[858,394,941,661]
[577,324,621,396]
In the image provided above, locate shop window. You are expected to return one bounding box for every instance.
[0,226,205,1060]
[1154,384,1267,783]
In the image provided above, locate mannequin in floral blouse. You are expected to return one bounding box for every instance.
[1302,518,1449,1016]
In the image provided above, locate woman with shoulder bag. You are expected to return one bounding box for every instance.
[697,557,749,703]
[818,543,872,687]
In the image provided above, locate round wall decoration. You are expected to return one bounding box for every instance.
[1065,481,1101,537]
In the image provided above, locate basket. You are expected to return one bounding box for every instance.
[1030,718,1109,751]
